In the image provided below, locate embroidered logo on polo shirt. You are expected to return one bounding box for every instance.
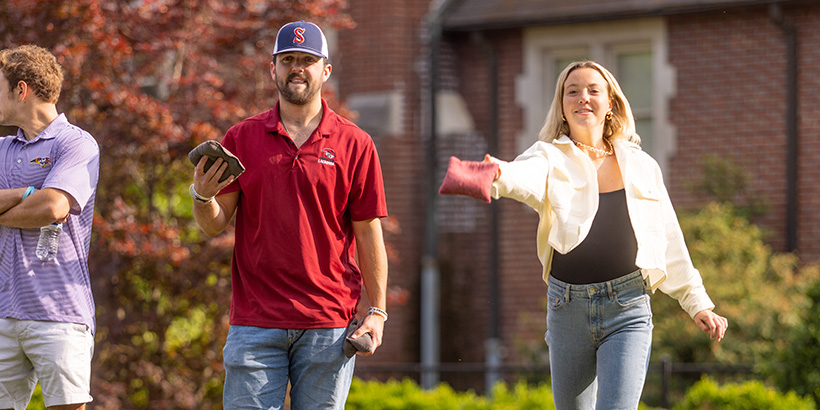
[318,148,336,166]
[30,157,52,168]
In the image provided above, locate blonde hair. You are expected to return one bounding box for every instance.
[0,45,63,104]
[537,61,640,145]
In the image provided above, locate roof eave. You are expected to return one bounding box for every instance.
[441,0,790,32]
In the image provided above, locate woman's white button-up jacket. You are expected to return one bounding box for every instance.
[491,135,715,318]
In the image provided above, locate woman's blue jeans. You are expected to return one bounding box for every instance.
[222,325,355,409]
[546,270,653,410]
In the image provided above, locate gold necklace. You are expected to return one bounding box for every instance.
[571,138,613,157]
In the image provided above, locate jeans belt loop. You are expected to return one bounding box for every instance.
[564,283,571,303]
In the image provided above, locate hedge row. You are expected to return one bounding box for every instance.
[345,377,815,410]
[25,376,814,409]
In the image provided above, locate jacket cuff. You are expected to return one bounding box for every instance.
[682,294,716,319]
[490,162,511,200]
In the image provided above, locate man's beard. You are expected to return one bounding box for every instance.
[276,73,321,106]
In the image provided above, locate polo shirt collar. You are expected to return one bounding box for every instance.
[265,98,340,138]
[314,98,339,137]
[15,113,68,143]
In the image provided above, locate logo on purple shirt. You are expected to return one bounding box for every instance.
[30,157,52,168]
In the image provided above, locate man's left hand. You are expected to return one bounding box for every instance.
[349,314,385,356]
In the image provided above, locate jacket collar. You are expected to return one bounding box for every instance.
[553,134,582,156]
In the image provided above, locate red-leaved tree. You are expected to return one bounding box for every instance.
[0,1,354,408]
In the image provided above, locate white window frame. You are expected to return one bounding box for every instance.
[516,18,676,173]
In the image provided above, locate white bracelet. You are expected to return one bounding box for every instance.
[189,184,214,204]
[368,306,388,322]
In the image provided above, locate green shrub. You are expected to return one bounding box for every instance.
[651,202,820,368]
[25,383,45,410]
[347,378,667,409]
[673,377,815,410]
[685,154,767,218]
[485,381,553,409]
[775,280,820,406]
[653,154,815,367]
[346,378,490,410]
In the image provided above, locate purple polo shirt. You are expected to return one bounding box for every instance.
[0,114,99,333]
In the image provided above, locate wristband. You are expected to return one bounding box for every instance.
[367,306,388,322]
[189,184,214,204]
[22,186,35,201]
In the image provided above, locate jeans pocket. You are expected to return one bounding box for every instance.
[547,286,567,311]
[614,287,648,308]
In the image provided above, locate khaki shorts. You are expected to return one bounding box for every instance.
[0,318,93,410]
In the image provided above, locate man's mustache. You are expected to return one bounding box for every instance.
[287,74,308,83]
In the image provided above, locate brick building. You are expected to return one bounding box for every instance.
[332,0,820,391]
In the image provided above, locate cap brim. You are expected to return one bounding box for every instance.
[272,47,327,58]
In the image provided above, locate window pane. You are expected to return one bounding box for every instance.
[617,51,652,110]
[617,50,653,154]
[555,55,587,77]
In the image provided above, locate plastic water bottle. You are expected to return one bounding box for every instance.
[35,223,62,261]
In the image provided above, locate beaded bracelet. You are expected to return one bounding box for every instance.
[22,186,35,201]
[368,306,388,322]
[188,184,214,204]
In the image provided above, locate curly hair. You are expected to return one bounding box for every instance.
[0,45,63,104]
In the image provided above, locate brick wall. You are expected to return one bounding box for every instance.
[668,3,820,259]
[337,0,540,387]
[447,30,546,369]
[797,4,820,260]
[337,0,432,375]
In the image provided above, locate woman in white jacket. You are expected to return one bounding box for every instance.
[486,61,728,409]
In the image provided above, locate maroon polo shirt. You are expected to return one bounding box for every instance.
[219,99,387,329]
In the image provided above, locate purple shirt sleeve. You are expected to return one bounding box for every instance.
[42,129,100,215]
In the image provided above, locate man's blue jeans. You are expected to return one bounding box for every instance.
[546,270,653,410]
[222,325,355,409]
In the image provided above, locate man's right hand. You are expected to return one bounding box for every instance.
[194,156,234,199]
[191,157,240,237]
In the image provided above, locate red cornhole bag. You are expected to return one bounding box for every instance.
[438,156,499,203]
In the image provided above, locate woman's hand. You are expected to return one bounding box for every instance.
[693,309,728,342]
[484,154,501,181]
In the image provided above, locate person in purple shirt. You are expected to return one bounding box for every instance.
[0,45,99,410]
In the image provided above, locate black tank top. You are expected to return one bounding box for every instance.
[550,188,639,284]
